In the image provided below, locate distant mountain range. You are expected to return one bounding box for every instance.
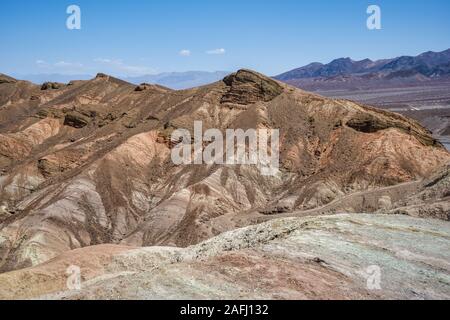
[124,71,231,90]
[10,49,450,91]
[274,49,450,91]
[14,71,231,90]
[10,73,92,84]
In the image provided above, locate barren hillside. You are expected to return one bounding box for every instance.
[0,70,449,274]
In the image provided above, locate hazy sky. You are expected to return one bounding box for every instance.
[1,0,449,76]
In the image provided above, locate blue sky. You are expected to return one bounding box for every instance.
[1,0,449,77]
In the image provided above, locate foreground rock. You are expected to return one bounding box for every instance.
[0,214,448,300]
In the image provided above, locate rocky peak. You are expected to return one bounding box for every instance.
[0,74,17,84]
[95,73,110,80]
[94,73,133,87]
[221,69,283,105]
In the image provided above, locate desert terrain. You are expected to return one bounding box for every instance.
[0,70,449,299]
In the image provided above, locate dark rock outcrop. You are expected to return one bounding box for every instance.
[41,82,64,90]
[221,69,283,105]
[63,112,90,128]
